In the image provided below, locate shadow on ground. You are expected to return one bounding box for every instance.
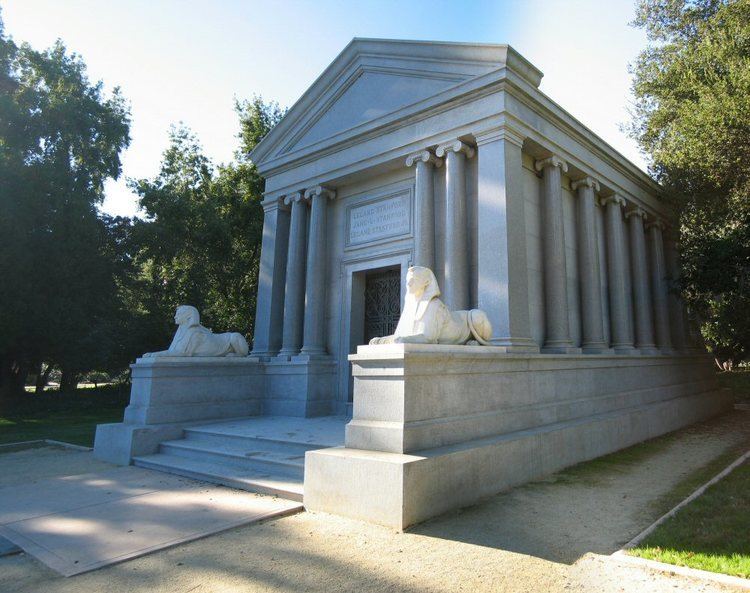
[410,411,750,565]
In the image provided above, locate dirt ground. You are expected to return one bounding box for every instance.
[2,411,750,593]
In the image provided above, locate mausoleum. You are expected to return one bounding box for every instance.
[95,39,731,529]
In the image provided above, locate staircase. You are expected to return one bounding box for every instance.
[133,416,347,502]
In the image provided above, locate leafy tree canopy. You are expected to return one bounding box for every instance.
[0,11,131,401]
[127,98,284,352]
[630,0,750,367]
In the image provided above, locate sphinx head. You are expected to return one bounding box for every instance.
[174,305,200,327]
[405,266,440,300]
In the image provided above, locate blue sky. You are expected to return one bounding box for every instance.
[2,0,649,217]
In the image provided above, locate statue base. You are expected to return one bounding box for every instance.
[94,355,338,465]
[304,344,732,529]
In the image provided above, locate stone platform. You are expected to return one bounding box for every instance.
[94,356,338,466]
[134,416,347,502]
[304,344,733,529]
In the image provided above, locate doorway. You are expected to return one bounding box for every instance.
[339,252,411,411]
[363,267,402,343]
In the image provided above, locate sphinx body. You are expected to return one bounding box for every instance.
[369,266,492,346]
[143,305,249,358]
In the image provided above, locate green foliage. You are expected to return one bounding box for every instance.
[127,98,283,349]
[629,0,750,366]
[0,9,283,407]
[0,12,131,402]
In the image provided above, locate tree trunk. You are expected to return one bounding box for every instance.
[59,370,79,392]
[35,364,52,394]
[0,356,27,413]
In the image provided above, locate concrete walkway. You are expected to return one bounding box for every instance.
[0,446,301,576]
[1,411,749,592]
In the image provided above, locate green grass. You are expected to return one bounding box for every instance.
[0,385,129,447]
[629,459,750,579]
[718,369,750,403]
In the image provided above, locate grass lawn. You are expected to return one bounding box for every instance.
[629,459,750,579]
[0,385,129,447]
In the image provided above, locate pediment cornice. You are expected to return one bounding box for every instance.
[250,38,541,169]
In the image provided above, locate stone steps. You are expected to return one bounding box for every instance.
[158,439,305,478]
[183,426,327,456]
[132,416,348,503]
[133,453,304,501]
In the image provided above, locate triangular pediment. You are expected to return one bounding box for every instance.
[288,68,465,151]
[251,38,543,169]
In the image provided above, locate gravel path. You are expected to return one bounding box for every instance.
[2,411,749,593]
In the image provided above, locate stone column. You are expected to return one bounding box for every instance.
[601,195,636,353]
[474,127,538,351]
[646,220,673,353]
[626,208,658,354]
[571,177,610,353]
[664,237,688,351]
[535,155,578,353]
[276,191,308,359]
[300,185,335,358]
[250,196,290,358]
[436,140,474,311]
[406,150,441,270]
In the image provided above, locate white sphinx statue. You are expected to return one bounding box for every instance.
[143,305,249,358]
[369,266,493,346]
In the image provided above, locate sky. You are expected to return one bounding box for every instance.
[1,0,650,218]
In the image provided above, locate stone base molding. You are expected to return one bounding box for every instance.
[303,344,731,529]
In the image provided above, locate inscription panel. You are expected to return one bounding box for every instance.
[346,191,412,248]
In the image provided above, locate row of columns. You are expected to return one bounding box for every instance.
[406,134,688,355]
[252,185,335,360]
[537,155,682,354]
[407,132,536,350]
[253,128,692,359]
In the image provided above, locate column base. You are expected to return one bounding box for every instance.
[581,344,615,355]
[294,349,329,362]
[541,342,582,354]
[264,356,337,417]
[487,336,540,353]
[637,345,662,355]
[275,350,299,362]
[613,345,639,355]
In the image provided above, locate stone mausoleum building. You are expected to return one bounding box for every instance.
[95,39,730,529]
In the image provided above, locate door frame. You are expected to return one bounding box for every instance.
[337,249,412,410]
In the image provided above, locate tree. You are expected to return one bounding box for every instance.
[128,98,283,350]
[0,13,131,403]
[629,0,750,368]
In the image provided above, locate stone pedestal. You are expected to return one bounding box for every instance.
[304,344,730,529]
[94,357,265,465]
[263,356,337,417]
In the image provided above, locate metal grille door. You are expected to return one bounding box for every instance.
[364,268,401,343]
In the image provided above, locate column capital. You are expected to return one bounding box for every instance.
[262,194,288,213]
[474,125,525,148]
[436,140,475,159]
[283,191,305,206]
[534,155,568,174]
[645,218,666,230]
[405,150,442,168]
[571,176,600,193]
[625,207,648,220]
[304,185,336,201]
[599,194,626,208]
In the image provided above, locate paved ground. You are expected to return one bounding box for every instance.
[1,411,749,592]
[0,446,301,576]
